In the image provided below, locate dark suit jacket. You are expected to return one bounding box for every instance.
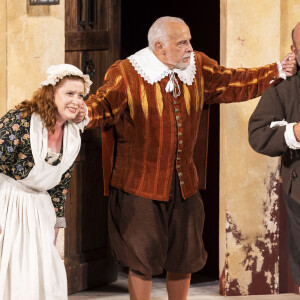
[248,70,300,203]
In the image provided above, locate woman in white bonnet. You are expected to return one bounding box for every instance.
[0,64,91,300]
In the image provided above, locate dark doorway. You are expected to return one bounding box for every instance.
[121,1,220,280]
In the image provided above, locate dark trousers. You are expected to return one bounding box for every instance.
[108,171,207,276]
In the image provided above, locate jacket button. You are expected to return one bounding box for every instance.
[290,170,297,180]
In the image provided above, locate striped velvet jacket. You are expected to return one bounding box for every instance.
[85,50,279,201]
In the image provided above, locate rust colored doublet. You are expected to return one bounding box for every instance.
[85,51,279,201]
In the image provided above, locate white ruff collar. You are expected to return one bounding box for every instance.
[128,47,196,85]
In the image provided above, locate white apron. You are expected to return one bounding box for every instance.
[0,113,81,300]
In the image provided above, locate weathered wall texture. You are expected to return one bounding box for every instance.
[220,0,300,295]
[0,0,7,117]
[1,0,65,110]
[0,0,65,255]
[281,1,300,58]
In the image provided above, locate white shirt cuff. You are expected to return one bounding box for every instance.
[284,123,300,149]
[277,61,287,80]
[270,120,288,128]
[74,104,89,133]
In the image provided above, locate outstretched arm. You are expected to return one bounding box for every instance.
[200,52,297,105]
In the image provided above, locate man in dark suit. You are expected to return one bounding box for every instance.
[249,22,300,286]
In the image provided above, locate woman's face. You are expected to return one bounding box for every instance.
[54,79,85,124]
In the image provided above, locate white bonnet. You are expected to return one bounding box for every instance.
[39,64,92,96]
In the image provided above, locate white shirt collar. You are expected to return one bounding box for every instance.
[128,47,196,85]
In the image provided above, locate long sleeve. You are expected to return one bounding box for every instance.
[0,110,32,179]
[47,164,74,227]
[248,86,288,157]
[85,61,128,129]
[199,53,279,105]
[0,110,77,227]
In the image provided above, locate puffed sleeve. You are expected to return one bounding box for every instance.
[198,52,280,105]
[0,110,24,174]
[85,60,128,129]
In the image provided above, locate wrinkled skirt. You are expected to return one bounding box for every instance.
[0,174,67,300]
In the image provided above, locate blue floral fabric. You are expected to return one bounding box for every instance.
[0,109,74,218]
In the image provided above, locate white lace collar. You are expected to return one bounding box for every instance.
[128,47,196,85]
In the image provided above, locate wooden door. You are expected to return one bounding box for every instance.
[64,0,120,294]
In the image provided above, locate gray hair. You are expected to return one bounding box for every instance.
[148,16,186,51]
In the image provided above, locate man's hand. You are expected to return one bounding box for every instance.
[293,122,300,142]
[74,102,87,123]
[281,53,297,77]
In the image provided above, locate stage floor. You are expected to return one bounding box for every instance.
[68,270,300,300]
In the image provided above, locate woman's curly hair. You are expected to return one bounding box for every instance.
[16,75,84,133]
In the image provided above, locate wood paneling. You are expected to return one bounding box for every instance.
[65,31,110,51]
[64,0,120,294]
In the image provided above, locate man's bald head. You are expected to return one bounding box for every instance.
[148,17,193,70]
[292,22,300,46]
[291,22,300,66]
[148,17,186,51]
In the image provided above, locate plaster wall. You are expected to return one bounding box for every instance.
[281,1,300,57]
[220,0,300,295]
[5,0,65,109]
[0,0,7,117]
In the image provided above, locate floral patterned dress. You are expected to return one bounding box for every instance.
[0,109,74,227]
[0,109,81,300]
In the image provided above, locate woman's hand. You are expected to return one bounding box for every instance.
[54,227,59,246]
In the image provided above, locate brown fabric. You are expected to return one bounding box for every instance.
[86,51,279,201]
[101,126,115,196]
[283,192,300,286]
[108,171,207,276]
[248,71,300,286]
[194,104,210,189]
[248,71,300,198]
